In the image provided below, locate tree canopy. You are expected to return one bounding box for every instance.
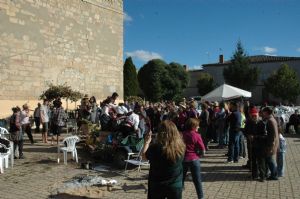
[40,83,83,102]
[264,64,300,103]
[123,57,139,98]
[138,59,189,102]
[223,41,260,90]
[197,72,217,96]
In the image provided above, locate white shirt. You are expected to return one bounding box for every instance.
[126,112,140,131]
[102,103,119,116]
[20,110,30,125]
[102,105,110,116]
[116,106,128,115]
[40,105,49,123]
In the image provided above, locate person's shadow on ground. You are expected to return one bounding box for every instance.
[197,165,251,182]
[49,193,95,199]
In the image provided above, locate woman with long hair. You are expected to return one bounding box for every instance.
[182,118,206,199]
[142,120,186,199]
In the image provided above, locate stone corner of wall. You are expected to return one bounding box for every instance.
[82,0,123,12]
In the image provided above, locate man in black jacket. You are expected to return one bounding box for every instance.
[285,109,300,134]
[244,107,267,181]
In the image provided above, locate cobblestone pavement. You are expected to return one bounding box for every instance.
[0,133,300,199]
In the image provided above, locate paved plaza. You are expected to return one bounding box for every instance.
[0,133,300,199]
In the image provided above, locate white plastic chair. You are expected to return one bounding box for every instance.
[0,143,10,174]
[59,136,80,165]
[0,127,14,168]
[0,154,5,174]
[0,127,9,137]
[124,144,150,177]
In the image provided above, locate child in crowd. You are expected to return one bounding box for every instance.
[277,132,287,177]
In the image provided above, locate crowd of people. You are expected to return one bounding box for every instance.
[75,95,288,198]
[131,100,287,198]
[3,93,292,199]
[8,98,67,159]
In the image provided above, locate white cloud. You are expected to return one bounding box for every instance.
[253,46,278,54]
[125,50,163,62]
[124,12,133,22]
[263,46,277,54]
[264,53,277,56]
[297,48,300,52]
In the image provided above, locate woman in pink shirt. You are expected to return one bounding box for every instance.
[182,118,206,199]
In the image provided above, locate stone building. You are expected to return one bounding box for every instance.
[202,55,300,104]
[183,69,203,98]
[0,0,123,117]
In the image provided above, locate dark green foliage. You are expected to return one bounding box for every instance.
[264,64,300,103]
[125,96,144,105]
[40,83,83,102]
[197,72,217,96]
[123,57,139,98]
[223,41,260,90]
[162,62,189,100]
[138,59,165,102]
[138,59,189,102]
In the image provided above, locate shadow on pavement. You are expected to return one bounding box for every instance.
[123,173,148,181]
[199,165,250,182]
[202,172,250,182]
[23,146,58,153]
[121,183,148,193]
[201,160,231,164]
[202,165,247,172]
[49,193,95,199]
[36,159,58,164]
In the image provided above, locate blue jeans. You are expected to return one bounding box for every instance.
[266,154,278,179]
[277,152,285,177]
[239,133,246,158]
[148,182,182,199]
[217,127,225,146]
[228,131,241,162]
[183,160,203,199]
[224,127,229,145]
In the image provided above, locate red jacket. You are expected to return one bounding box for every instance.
[182,129,206,161]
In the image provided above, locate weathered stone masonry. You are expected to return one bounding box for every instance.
[0,0,123,117]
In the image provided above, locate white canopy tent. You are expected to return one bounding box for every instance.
[201,84,252,102]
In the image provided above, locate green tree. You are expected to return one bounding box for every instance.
[197,72,217,96]
[223,40,260,90]
[123,57,139,98]
[40,83,83,108]
[162,62,189,100]
[138,59,188,102]
[138,59,165,102]
[264,64,300,103]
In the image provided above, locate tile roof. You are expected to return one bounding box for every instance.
[202,55,300,67]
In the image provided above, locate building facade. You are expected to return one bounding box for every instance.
[202,55,300,104]
[183,69,203,98]
[0,0,123,117]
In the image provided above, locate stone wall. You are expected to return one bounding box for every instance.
[0,0,123,117]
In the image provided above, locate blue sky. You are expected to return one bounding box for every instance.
[123,0,300,69]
